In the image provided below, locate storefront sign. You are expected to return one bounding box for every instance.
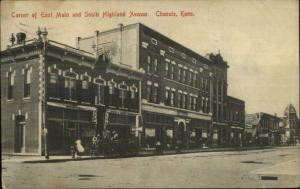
[145,128,155,137]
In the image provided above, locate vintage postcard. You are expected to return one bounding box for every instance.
[1,0,299,188]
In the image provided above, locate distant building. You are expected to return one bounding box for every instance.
[282,104,298,145]
[245,113,281,146]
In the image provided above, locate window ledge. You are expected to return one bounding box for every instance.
[7,99,14,102]
[81,102,91,105]
[49,97,61,100]
[63,99,78,103]
[23,97,31,100]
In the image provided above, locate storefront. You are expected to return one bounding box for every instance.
[46,103,96,155]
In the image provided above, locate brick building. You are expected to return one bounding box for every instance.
[1,29,143,155]
[1,23,246,155]
[78,23,244,150]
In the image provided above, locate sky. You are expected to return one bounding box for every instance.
[1,0,299,117]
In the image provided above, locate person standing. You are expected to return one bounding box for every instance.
[75,137,85,158]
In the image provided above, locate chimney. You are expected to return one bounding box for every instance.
[76,37,81,49]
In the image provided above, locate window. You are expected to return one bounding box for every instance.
[24,68,31,98]
[152,84,159,103]
[94,76,105,105]
[182,94,186,109]
[188,72,192,86]
[147,55,151,73]
[153,57,158,73]
[170,65,174,80]
[170,90,175,106]
[7,71,14,100]
[178,92,182,108]
[151,38,158,45]
[108,79,116,106]
[81,80,90,102]
[64,77,76,101]
[118,82,128,109]
[146,83,151,102]
[201,97,205,112]
[178,68,181,82]
[49,73,60,98]
[193,96,197,110]
[193,73,197,87]
[182,69,186,83]
[188,95,193,110]
[165,61,169,77]
[165,89,170,105]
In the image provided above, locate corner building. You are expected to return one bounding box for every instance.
[78,23,234,150]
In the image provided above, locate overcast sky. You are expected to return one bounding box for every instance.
[1,0,299,117]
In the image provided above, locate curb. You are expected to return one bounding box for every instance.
[21,146,274,163]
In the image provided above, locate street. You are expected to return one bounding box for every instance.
[2,146,300,188]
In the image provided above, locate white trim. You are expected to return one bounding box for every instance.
[169,47,174,53]
[142,42,149,48]
[165,58,170,62]
[183,92,188,95]
[178,64,183,68]
[147,81,152,85]
[171,88,176,91]
[178,90,183,93]
[153,82,159,87]
[160,50,165,56]
[151,38,158,45]
[165,86,170,90]
[183,66,188,70]
[171,61,176,65]
[192,58,197,64]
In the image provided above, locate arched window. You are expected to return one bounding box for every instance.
[63,68,78,101]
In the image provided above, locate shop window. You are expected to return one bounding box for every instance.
[23,68,31,98]
[7,71,15,100]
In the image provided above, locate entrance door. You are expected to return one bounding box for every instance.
[15,115,25,153]
[65,122,77,151]
[177,122,185,142]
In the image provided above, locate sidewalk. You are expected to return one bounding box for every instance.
[2,146,274,163]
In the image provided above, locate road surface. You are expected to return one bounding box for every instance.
[2,146,300,188]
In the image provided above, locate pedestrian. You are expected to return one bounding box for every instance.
[75,137,85,158]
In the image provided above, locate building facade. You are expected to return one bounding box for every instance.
[245,112,281,146]
[282,104,299,145]
[1,23,246,155]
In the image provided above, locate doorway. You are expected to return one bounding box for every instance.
[15,115,26,153]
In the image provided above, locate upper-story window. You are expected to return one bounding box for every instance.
[94,76,105,105]
[152,83,159,103]
[170,89,175,106]
[107,79,117,106]
[129,84,138,111]
[48,65,61,99]
[193,95,197,110]
[165,60,169,77]
[151,38,158,45]
[80,73,91,103]
[118,81,128,109]
[178,91,182,108]
[64,69,78,101]
[146,81,152,102]
[165,88,170,106]
[182,93,187,109]
[170,64,174,80]
[153,57,158,74]
[182,69,186,83]
[177,67,181,82]
[147,55,151,73]
[188,71,193,86]
[7,70,15,100]
[23,67,32,98]
[193,72,197,87]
